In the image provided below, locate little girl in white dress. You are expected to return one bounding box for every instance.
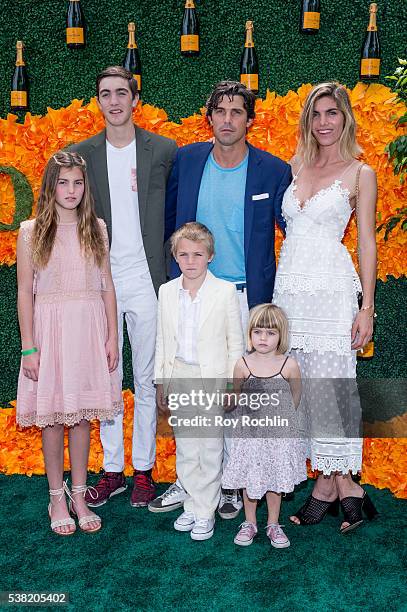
[222,304,306,549]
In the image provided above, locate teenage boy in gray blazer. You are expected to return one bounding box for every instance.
[70,66,177,508]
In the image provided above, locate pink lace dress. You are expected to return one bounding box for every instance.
[16,219,123,428]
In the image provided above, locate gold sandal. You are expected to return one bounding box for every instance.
[69,484,102,533]
[48,484,76,536]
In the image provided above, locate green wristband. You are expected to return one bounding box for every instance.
[21,347,38,356]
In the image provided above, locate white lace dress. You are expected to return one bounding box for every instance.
[273,176,363,475]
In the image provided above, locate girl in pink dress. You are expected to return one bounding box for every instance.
[16,151,122,536]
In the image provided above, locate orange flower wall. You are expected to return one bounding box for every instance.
[0,84,406,496]
[0,390,406,498]
[0,83,406,276]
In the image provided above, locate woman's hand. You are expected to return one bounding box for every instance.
[105,337,119,372]
[351,310,374,350]
[22,352,40,381]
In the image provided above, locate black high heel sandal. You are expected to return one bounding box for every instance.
[340,492,378,534]
[290,495,339,525]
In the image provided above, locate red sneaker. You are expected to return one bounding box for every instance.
[84,471,127,507]
[130,469,156,507]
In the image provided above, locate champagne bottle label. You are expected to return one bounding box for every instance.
[185,0,195,7]
[133,74,141,91]
[181,34,199,52]
[303,12,320,29]
[360,58,380,76]
[66,27,84,44]
[240,74,258,91]
[11,91,27,107]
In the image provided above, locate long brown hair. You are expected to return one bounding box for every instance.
[31,151,106,268]
[297,82,362,165]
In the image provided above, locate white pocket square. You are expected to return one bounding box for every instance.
[252,193,269,201]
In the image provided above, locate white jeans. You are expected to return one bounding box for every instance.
[101,270,157,472]
[171,359,223,519]
[223,286,249,469]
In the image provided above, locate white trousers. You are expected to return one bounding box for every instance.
[222,287,249,469]
[171,359,223,519]
[101,270,157,472]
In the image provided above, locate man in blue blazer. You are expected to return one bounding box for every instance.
[165,81,291,311]
[149,81,292,519]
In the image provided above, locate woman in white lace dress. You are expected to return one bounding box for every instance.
[273,82,378,532]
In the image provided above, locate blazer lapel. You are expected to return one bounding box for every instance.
[135,126,152,231]
[198,271,217,331]
[244,144,263,269]
[169,280,179,333]
[88,130,112,235]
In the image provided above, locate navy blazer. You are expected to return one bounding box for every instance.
[165,142,292,309]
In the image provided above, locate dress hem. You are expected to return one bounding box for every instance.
[16,402,123,429]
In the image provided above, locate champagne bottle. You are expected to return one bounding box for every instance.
[123,22,142,93]
[181,0,199,56]
[300,0,321,34]
[11,41,28,111]
[360,3,380,80]
[357,341,375,359]
[66,0,85,48]
[240,21,259,94]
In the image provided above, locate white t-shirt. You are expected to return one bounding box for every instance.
[106,139,149,280]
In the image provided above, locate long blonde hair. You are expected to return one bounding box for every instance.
[297,82,362,165]
[31,151,106,268]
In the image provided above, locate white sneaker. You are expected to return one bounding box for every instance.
[218,489,243,519]
[190,517,215,541]
[148,480,189,513]
[174,511,195,532]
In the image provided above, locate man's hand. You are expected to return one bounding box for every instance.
[156,384,169,415]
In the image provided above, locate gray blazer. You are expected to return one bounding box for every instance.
[69,126,177,294]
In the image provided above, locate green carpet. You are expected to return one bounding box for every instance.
[1,475,406,611]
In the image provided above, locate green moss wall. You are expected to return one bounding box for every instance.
[1,0,406,120]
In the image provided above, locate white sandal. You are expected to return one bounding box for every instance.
[69,485,102,533]
[48,483,76,536]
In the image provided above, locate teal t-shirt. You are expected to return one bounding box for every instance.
[196,151,248,283]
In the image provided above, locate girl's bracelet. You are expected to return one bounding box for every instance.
[359,305,377,319]
[21,347,38,356]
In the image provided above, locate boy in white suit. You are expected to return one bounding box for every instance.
[155,222,244,540]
